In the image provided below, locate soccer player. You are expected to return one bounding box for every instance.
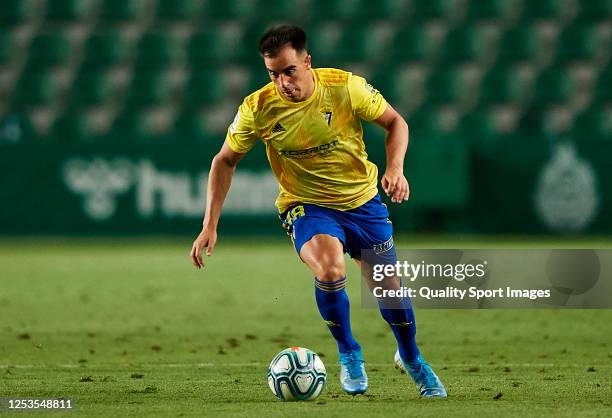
[190,25,447,398]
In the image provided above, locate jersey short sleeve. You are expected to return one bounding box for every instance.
[347,74,388,121]
[225,100,258,153]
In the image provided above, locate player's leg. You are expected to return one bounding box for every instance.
[299,234,368,395]
[345,195,447,398]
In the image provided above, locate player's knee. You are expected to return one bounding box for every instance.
[316,258,346,282]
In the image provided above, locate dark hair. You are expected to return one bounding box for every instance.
[258,25,307,57]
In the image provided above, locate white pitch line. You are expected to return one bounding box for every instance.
[2,363,610,369]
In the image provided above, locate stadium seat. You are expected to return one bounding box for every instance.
[442,27,489,63]
[426,68,468,105]
[134,31,181,70]
[574,0,612,23]
[335,26,379,62]
[592,67,612,105]
[12,71,58,109]
[351,0,406,20]
[0,30,15,66]
[479,66,529,105]
[520,0,569,21]
[406,105,446,137]
[571,107,612,140]
[306,23,342,65]
[371,69,408,105]
[411,0,456,22]
[202,0,253,20]
[109,112,152,141]
[99,0,146,22]
[45,0,93,22]
[459,108,499,139]
[531,68,575,106]
[68,71,116,107]
[173,110,210,142]
[252,0,302,22]
[496,25,541,64]
[49,112,96,143]
[25,30,72,69]
[125,72,173,108]
[188,28,245,66]
[465,0,516,22]
[182,70,227,108]
[309,0,354,21]
[0,0,35,26]
[155,0,200,21]
[554,25,600,64]
[389,26,434,63]
[81,30,131,69]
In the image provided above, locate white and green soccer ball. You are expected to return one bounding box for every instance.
[267,347,327,401]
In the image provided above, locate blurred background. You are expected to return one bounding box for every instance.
[0,0,610,236]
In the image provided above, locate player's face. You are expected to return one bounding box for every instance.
[263,45,313,102]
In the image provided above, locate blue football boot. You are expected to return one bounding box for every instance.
[339,350,368,395]
[394,350,447,398]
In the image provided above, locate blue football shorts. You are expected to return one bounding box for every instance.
[279,194,397,265]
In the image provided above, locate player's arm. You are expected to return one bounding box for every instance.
[374,104,410,204]
[190,142,246,268]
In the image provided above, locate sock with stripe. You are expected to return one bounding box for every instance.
[314,277,361,354]
[379,297,420,361]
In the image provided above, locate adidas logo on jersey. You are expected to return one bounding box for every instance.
[272,122,285,133]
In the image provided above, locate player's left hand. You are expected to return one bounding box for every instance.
[382,168,410,203]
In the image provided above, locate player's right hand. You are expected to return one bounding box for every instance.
[190,228,217,269]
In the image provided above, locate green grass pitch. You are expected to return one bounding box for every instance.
[1,237,611,417]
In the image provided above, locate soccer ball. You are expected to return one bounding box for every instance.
[267,347,326,401]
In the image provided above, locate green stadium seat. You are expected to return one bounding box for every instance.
[495,25,541,64]
[406,105,446,137]
[12,71,58,109]
[306,23,342,65]
[173,110,210,142]
[459,108,499,138]
[516,105,548,134]
[426,68,467,105]
[555,25,600,64]
[465,0,515,22]
[0,0,35,26]
[182,70,227,108]
[521,0,569,21]
[99,0,146,21]
[0,112,36,142]
[531,68,575,106]
[335,26,379,62]
[442,27,489,63]
[592,67,612,105]
[125,72,173,108]
[49,112,96,143]
[389,26,435,63]
[411,0,455,21]
[310,0,354,21]
[68,71,115,107]
[109,112,152,141]
[253,0,302,21]
[202,0,253,20]
[479,66,528,105]
[0,30,15,65]
[155,0,200,21]
[45,0,92,21]
[81,30,131,69]
[188,28,245,66]
[574,0,612,22]
[571,107,612,140]
[25,30,72,68]
[134,31,181,70]
[352,0,406,20]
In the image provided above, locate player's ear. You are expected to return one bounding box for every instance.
[304,53,312,69]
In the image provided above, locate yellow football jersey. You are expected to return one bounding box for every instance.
[225,67,388,213]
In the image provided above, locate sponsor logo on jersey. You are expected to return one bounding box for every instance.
[279,139,338,159]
